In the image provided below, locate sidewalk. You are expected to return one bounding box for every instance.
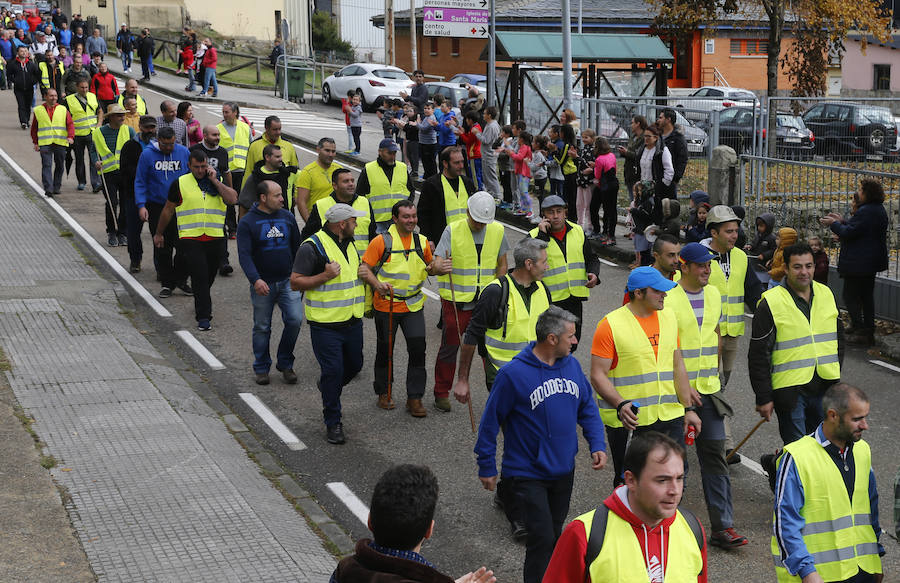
[0,163,336,581]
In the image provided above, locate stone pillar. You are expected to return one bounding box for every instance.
[707,145,738,206]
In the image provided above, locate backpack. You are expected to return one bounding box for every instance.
[583,505,704,580]
[370,230,427,277]
[488,275,551,333]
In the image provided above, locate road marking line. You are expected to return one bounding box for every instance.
[238,393,306,451]
[501,222,529,235]
[327,482,370,526]
[422,288,440,300]
[598,258,617,267]
[870,359,900,374]
[174,330,226,370]
[739,455,766,476]
[0,147,173,318]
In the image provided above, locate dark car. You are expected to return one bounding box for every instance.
[700,107,814,159]
[423,82,469,110]
[801,101,897,159]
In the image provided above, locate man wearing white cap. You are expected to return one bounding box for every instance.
[291,203,367,445]
[529,194,600,349]
[431,191,508,412]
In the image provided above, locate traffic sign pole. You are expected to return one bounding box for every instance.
[488,0,495,107]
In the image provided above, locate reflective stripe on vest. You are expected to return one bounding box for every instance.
[364,160,409,223]
[483,275,550,370]
[578,508,704,583]
[706,247,748,337]
[32,104,68,147]
[764,282,840,390]
[771,437,881,582]
[65,93,98,136]
[91,124,131,173]
[39,60,63,88]
[437,220,503,302]
[600,305,683,427]
[313,195,372,257]
[218,120,251,171]
[174,173,227,238]
[376,224,428,311]
[117,94,147,115]
[303,231,365,323]
[528,222,588,301]
[666,284,722,395]
[441,174,468,224]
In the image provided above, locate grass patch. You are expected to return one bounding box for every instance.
[59,230,73,238]
[40,453,57,469]
[0,347,11,371]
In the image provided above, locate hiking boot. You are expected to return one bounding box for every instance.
[406,398,427,418]
[377,394,395,410]
[326,422,346,444]
[280,368,298,384]
[255,372,270,385]
[710,527,749,549]
[434,397,451,412]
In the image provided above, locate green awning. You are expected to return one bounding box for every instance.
[480,31,674,63]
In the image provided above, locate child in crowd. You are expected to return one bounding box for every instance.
[744,212,776,285]
[684,202,710,243]
[576,129,597,233]
[497,125,515,208]
[767,227,798,287]
[508,131,535,220]
[341,90,355,153]
[348,94,362,155]
[417,102,439,178]
[629,180,655,267]
[688,190,710,225]
[456,111,483,189]
[547,125,564,197]
[395,103,420,178]
[658,198,681,239]
[529,135,549,202]
[181,43,195,92]
[377,99,402,139]
[809,235,830,285]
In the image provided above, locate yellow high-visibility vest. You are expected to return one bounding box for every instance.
[483,275,550,370]
[375,224,428,312]
[174,173,227,239]
[441,174,469,225]
[38,60,64,88]
[764,282,840,390]
[666,283,722,395]
[32,104,68,147]
[437,220,504,303]
[117,93,147,115]
[217,120,251,172]
[710,247,748,337]
[65,92,98,137]
[529,222,589,302]
[303,230,365,323]
[91,124,131,173]
[364,160,409,223]
[599,305,683,428]
[771,436,881,582]
[312,195,372,257]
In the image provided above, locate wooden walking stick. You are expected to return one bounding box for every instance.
[99,171,119,233]
[386,287,394,404]
[725,418,768,463]
[447,252,477,433]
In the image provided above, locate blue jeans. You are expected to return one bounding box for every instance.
[186,68,195,92]
[202,67,218,96]
[120,50,131,70]
[147,53,155,74]
[310,321,364,428]
[39,144,65,192]
[250,279,303,374]
[776,388,825,445]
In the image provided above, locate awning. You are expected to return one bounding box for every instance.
[480,31,674,63]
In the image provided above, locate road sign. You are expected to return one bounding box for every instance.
[423,6,489,38]
[424,0,487,8]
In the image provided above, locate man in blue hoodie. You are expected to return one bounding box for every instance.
[237,180,302,386]
[135,126,191,297]
[474,305,607,583]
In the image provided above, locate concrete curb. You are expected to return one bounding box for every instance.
[876,333,900,363]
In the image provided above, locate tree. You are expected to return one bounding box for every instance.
[648,0,891,155]
[311,10,353,60]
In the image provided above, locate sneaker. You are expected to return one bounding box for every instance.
[45,191,54,198]
[77,183,85,191]
[434,397,451,412]
[255,372,270,385]
[343,149,354,154]
[760,452,778,494]
[406,398,427,418]
[107,234,117,246]
[197,319,211,331]
[92,185,102,193]
[279,368,298,384]
[709,528,749,549]
[218,263,234,276]
[21,123,27,130]
[178,283,193,296]
[376,394,395,410]
[129,262,141,273]
[118,234,128,246]
[351,151,360,156]
[158,287,173,298]
[326,422,346,444]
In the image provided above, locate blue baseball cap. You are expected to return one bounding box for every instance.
[378,138,400,152]
[679,242,715,264]
[626,266,677,292]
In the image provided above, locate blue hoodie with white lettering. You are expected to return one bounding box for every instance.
[134,141,191,209]
[475,341,606,480]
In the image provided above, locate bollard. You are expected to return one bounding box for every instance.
[707,145,739,206]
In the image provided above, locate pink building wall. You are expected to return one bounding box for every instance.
[841,39,900,92]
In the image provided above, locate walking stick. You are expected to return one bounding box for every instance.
[99,171,119,233]
[725,418,768,463]
[447,253,477,433]
[386,287,394,404]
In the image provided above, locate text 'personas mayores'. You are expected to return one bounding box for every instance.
[529,378,580,410]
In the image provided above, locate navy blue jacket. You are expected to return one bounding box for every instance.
[236,203,301,284]
[830,202,888,276]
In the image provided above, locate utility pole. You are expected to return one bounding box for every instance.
[487,0,496,106]
[578,0,582,33]
[410,0,417,71]
[385,0,395,66]
[562,0,572,110]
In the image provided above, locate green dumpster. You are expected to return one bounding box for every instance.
[276,56,314,103]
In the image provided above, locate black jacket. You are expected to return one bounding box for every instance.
[137,34,153,59]
[663,128,688,184]
[7,57,39,92]
[237,160,298,210]
[300,192,377,242]
[830,201,889,276]
[416,172,475,243]
[332,539,454,583]
[119,137,151,201]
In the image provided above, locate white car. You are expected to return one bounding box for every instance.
[321,63,415,111]
[673,86,758,122]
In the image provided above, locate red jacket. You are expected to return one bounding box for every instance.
[90,72,119,100]
[458,123,482,160]
[202,47,217,69]
[542,487,708,583]
[27,14,42,32]
[31,104,75,145]
[181,46,194,69]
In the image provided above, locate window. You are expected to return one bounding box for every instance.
[451,38,460,57]
[874,64,891,90]
[430,37,438,57]
[730,39,768,56]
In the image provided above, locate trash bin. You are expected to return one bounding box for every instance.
[286,66,311,103]
[275,55,314,103]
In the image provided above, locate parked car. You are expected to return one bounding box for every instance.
[697,107,814,159]
[423,82,470,110]
[448,73,487,90]
[321,63,414,111]
[801,101,898,159]
[674,110,709,156]
[890,116,900,156]
[674,86,758,122]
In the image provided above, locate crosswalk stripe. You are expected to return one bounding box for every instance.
[199,105,351,130]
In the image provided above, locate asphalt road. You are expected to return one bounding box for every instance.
[3,85,897,582]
